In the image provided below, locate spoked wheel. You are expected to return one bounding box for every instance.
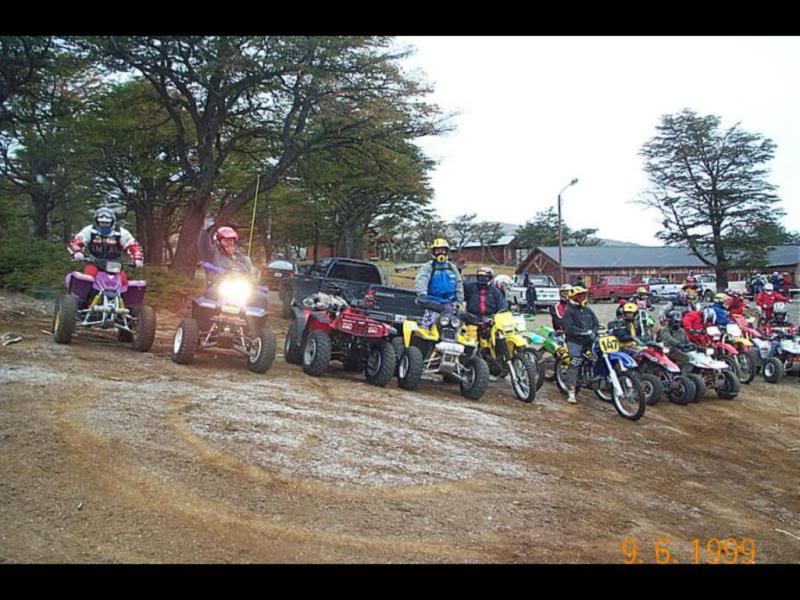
[611,371,646,421]
[735,349,757,384]
[510,353,538,403]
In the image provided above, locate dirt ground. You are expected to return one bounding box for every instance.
[1,290,798,564]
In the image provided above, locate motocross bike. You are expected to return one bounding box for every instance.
[533,325,566,386]
[397,296,490,401]
[471,310,540,403]
[554,332,647,421]
[284,288,397,387]
[172,262,276,373]
[52,257,156,352]
[678,343,740,400]
[623,340,695,406]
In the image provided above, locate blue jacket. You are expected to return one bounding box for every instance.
[709,303,732,326]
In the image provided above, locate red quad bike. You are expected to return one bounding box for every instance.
[284,286,397,387]
[686,324,741,380]
[624,340,696,406]
[52,257,156,351]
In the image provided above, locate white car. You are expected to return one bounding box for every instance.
[507,274,560,312]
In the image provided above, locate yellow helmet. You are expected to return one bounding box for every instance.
[568,285,589,307]
[714,292,730,306]
[637,286,648,296]
[622,302,639,319]
[430,238,450,263]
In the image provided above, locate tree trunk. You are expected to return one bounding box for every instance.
[170,199,209,277]
[31,190,49,239]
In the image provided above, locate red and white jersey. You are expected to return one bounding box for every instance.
[68,225,143,261]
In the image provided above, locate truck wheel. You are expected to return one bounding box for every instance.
[640,373,664,406]
[52,295,78,344]
[460,355,490,401]
[283,318,303,365]
[687,373,706,402]
[132,305,157,352]
[398,346,424,390]
[247,325,277,373]
[762,357,784,384]
[302,330,332,376]
[172,318,199,364]
[365,341,396,387]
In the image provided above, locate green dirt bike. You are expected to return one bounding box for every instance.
[532,325,568,387]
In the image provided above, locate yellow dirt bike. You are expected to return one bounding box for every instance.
[469,310,539,403]
[397,297,489,401]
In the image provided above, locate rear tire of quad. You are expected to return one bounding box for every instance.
[391,336,405,376]
[172,318,199,364]
[52,295,78,344]
[667,375,695,406]
[302,330,332,377]
[247,325,277,374]
[283,318,303,365]
[398,346,424,391]
[762,357,784,384]
[687,373,706,402]
[460,355,490,401]
[132,305,156,352]
[365,341,396,387]
[640,373,664,406]
[717,368,740,400]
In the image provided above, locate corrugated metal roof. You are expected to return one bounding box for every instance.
[461,235,515,248]
[533,245,800,269]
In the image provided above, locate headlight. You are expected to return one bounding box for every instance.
[705,348,714,356]
[439,315,450,327]
[449,316,461,329]
[662,347,670,354]
[219,279,252,305]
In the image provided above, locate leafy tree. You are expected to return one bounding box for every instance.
[638,109,782,289]
[472,221,505,263]
[515,207,600,248]
[447,213,477,251]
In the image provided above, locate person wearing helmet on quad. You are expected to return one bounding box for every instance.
[657,310,694,371]
[465,266,507,320]
[67,207,144,292]
[616,285,652,317]
[681,275,701,304]
[756,282,791,321]
[607,302,647,349]
[761,302,797,337]
[197,218,267,312]
[414,238,465,306]
[561,286,600,404]
[708,292,734,327]
[549,284,572,332]
[725,289,748,317]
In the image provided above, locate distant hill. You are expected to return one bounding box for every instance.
[497,223,641,247]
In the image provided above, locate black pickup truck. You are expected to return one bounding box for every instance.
[279,257,426,326]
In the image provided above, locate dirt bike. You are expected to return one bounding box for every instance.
[555,332,647,421]
[623,340,695,406]
[172,262,276,373]
[520,329,548,391]
[52,257,156,352]
[397,296,489,401]
[533,325,566,385]
[680,344,740,400]
[471,310,539,403]
[284,287,397,387]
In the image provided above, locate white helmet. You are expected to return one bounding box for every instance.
[494,274,513,291]
[765,283,774,291]
[773,302,788,315]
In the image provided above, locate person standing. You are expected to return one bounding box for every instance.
[561,286,600,404]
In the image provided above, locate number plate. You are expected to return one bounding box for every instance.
[273,273,282,277]
[599,336,620,353]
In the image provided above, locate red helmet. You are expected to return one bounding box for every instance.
[214,226,239,256]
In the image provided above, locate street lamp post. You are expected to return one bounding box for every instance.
[557,178,579,285]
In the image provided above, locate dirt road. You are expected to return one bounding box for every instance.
[1,291,798,563]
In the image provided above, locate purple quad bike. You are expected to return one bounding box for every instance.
[52,257,156,351]
[171,262,276,374]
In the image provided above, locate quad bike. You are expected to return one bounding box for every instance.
[756,326,800,384]
[52,257,156,352]
[686,324,741,381]
[679,344,740,400]
[396,296,489,401]
[623,340,695,406]
[471,310,540,403]
[172,262,276,373]
[284,287,397,387]
[720,322,758,384]
[554,332,647,421]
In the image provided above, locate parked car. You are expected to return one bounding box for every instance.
[260,258,298,304]
[588,276,648,303]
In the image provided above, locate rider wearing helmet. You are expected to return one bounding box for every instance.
[682,276,700,303]
[549,284,572,332]
[607,302,645,349]
[771,271,784,293]
[709,292,733,326]
[762,302,797,337]
[561,286,600,404]
[657,310,693,370]
[67,207,144,288]
[617,285,652,314]
[725,289,747,317]
[756,282,791,320]
[465,265,507,318]
[414,238,465,305]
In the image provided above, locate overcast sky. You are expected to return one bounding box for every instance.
[398,36,800,245]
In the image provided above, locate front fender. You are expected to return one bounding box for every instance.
[717,342,739,355]
[606,350,638,370]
